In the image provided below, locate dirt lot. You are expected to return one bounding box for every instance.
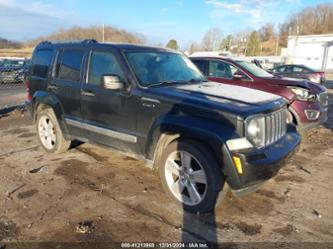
[0,90,332,248]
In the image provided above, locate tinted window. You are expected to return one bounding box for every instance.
[208,61,237,79]
[292,66,310,73]
[32,49,55,78]
[292,66,303,72]
[285,66,294,73]
[126,52,204,86]
[237,61,272,77]
[56,49,84,82]
[192,60,207,75]
[273,66,286,73]
[88,51,124,85]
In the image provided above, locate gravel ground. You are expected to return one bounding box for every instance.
[0,89,332,249]
[0,84,26,109]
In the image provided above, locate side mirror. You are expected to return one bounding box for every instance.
[101,75,124,90]
[233,74,246,80]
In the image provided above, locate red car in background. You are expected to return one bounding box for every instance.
[190,56,328,130]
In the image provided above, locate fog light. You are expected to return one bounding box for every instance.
[305,110,320,121]
[233,156,243,175]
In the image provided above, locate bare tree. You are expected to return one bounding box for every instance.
[201,28,223,51]
[187,42,200,55]
[259,23,276,42]
[0,37,22,49]
[279,3,333,46]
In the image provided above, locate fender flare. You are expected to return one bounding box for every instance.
[145,114,238,176]
[32,91,68,134]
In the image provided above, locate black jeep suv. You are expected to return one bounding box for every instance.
[26,40,300,213]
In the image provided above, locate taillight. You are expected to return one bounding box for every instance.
[316,72,325,78]
[26,79,32,101]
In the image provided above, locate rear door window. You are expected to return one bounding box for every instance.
[292,66,310,73]
[285,66,294,73]
[55,49,84,82]
[31,49,55,79]
[291,66,304,72]
[273,66,286,73]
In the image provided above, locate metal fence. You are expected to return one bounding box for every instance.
[0,64,27,113]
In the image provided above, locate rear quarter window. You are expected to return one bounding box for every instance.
[31,49,55,79]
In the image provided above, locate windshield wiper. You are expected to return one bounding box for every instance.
[148,81,180,88]
[148,78,207,88]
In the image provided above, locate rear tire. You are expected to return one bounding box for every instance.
[159,139,224,213]
[36,108,71,154]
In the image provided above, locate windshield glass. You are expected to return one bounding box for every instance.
[237,61,273,78]
[126,52,205,87]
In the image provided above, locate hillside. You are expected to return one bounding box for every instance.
[26,26,146,47]
[0,37,22,49]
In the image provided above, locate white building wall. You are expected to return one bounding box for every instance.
[286,34,333,70]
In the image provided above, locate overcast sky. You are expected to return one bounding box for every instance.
[0,0,329,47]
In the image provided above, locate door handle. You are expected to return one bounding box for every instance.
[48,84,58,90]
[141,97,160,108]
[81,90,95,97]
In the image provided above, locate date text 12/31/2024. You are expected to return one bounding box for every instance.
[121,242,209,248]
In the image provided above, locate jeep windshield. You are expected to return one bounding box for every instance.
[126,51,206,87]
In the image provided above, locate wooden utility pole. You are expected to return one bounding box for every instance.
[275,38,279,56]
[102,24,105,43]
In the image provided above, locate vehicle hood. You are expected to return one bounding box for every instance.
[262,76,325,93]
[145,81,285,118]
[175,81,280,104]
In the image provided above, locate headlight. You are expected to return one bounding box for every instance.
[246,116,265,148]
[288,87,315,101]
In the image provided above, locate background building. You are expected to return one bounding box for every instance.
[283,34,333,70]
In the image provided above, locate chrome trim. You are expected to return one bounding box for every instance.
[65,118,137,143]
[246,107,287,148]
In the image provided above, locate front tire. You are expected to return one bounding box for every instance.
[36,108,71,154]
[159,139,224,213]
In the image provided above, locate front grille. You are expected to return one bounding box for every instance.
[318,92,328,107]
[264,108,287,146]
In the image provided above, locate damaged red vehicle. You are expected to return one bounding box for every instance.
[191,56,328,130]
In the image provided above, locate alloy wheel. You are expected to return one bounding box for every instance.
[164,150,207,206]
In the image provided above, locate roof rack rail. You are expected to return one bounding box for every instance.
[38,39,98,45]
[38,41,52,45]
[82,39,98,44]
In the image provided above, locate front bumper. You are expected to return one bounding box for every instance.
[289,100,328,131]
[226,127,300,190]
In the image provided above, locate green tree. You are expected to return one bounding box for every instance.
[166,39,179,50]
[246,31,261,56]
[220,34,233,51]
